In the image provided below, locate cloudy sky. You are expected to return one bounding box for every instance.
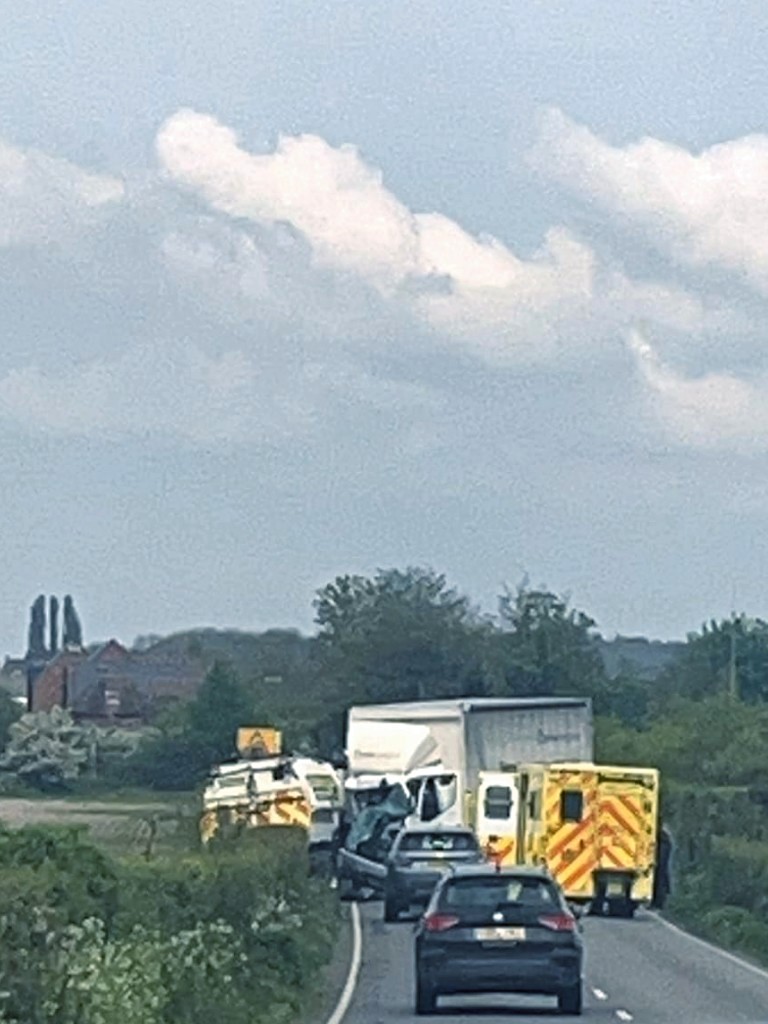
[1,0,767,654]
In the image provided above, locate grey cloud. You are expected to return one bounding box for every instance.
[0,138,123,248]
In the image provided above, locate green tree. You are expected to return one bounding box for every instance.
[0,690,23,750]
[595,694,768,787]
[187,660,255,763]
[129,661,254,790]
[314,567,491,711]
[658,615,768,704]
[0,708,96,790]
[489,584,608,701]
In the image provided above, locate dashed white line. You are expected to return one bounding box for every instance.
[616,1011,633,1022]
[592,987,608,1000]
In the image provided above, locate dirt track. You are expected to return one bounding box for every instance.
[0,798,169,824]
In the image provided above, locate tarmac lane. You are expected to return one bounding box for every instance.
[342,902,768,1024]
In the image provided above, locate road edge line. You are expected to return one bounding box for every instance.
[325,902,363,1024]
[648,910,768,982]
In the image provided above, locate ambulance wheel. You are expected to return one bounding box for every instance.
[619,899,636,919]
[607,898,634,919]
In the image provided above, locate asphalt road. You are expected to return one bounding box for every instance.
[343,902,768,1023]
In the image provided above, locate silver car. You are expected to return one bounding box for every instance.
[383,825,484,922]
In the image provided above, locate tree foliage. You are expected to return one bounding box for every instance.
[314,567,491,708]
[656,615,768,705]
[129,661,254,790]
[489,584,608,700]
[0,825,336,1024]
[0,691,22,749]
[0,708,96,790]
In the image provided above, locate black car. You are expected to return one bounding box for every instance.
[414,864,584,1016]
[383,825,484,922]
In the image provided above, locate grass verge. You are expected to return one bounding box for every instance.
[297,900,353,1024]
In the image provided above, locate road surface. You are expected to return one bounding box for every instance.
[343,902,768,1023]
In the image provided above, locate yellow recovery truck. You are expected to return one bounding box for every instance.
[199,727,312,844]
[517,762,660,917]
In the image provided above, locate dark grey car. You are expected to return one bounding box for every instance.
[414,865,584,1015]
[383,826,484,922]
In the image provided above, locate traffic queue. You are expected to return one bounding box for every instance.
[336,698,666,920]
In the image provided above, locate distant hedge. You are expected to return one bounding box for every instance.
[664,784,768,964]
[0,823,338,1024]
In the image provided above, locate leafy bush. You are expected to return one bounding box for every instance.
[0,824,338,1024]
[126,661,255,791]
[0,708,95,789]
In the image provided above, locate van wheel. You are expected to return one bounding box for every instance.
[338,875,355,901]
[557,982,582,1015]
[384,896,401,922]
[415,975,437,1015]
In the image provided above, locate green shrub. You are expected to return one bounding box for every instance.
[0,824,339,1024]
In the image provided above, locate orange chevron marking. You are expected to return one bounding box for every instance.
[560,854,597,893]
[600,847,625,869]
[618,794,642,819]
[601,800,637,836]
[548,816,593,861]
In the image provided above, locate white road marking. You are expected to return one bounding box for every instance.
[648,910,768,983]
[325,902,363,1024]
[592,987,608,1000]
[616,1011,633,1022]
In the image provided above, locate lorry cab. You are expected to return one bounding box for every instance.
[405,767,462,827]
[475,770,520,866]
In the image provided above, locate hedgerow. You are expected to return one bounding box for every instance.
[0,823,338,1024]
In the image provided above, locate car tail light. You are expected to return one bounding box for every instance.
[538,913,576,932]
[423,913,459,933]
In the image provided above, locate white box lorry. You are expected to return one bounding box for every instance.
[336,697,593,894]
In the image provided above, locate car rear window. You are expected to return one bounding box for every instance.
[399,832,477,853]
[441,876,558,910]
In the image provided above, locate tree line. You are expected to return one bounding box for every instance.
[1,565,767,967]
[3,566,768,793]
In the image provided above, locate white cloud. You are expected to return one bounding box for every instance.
[629,331,768,450]
[156,109,598,362]
[0,108,759,454]
[156,111,421,287]
[532,108,768,294]
[0,140,124,247]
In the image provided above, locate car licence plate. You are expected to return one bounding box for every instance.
[607,881,624,896]
[474,926,526,941]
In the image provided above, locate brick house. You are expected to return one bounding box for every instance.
[29,640,206,724]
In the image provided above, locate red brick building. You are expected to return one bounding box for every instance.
[29,640,205,724]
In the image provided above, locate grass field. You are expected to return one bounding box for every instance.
[0,792,199,856]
